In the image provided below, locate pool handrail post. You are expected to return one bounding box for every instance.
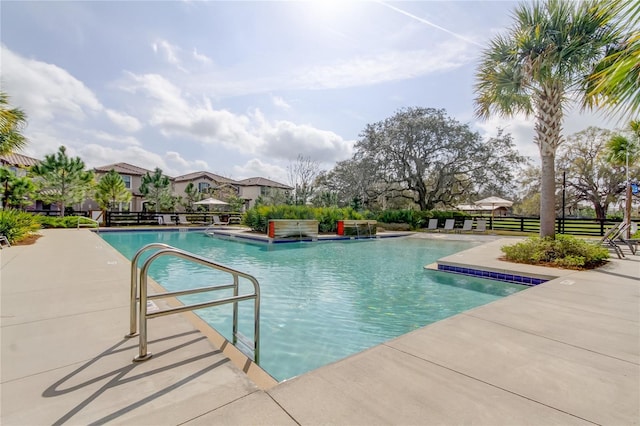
[131,247,261,364]
[232,275,239,346]
[134,251,156,362]
[126,243,174,338]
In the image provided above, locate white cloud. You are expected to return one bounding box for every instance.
[106,109,143,132]
[272,95,291,110]
[165,150,209,172]
[77,144,204,176]
[192,48,212,64]
[78,129,141,148]
[152,39,184,70]
[120,72,188,109]
[259,120,354,164]
[473,107,627,168]
[291,42,472,90]
[1,44,102,122]
[151,39,213,71]
[474,113,538,161]
[118,72,354,163]
[233,158,288,183]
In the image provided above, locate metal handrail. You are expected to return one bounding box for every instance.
[127,243,174,337]
[203,224,216,236]
[77,216,100,233]
[128,244,260,364]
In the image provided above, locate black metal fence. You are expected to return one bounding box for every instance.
[475,216,622,237]
[28,209,628,237]
[104,211,241,227]
[28,209,89,217]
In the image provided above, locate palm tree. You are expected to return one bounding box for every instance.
[0,91,28,155]
[94,169,132,211]
[475,0,623,238]
[605,121,640,236]
[585,3,640,119]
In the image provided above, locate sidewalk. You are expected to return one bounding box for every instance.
[1,229,638,425]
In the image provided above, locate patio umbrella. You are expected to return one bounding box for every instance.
[193,197,229,212]
[194,197,229,206]
[474,196,513,229]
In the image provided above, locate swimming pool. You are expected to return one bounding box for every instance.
[101,231,527,381]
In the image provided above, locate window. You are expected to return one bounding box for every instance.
[198,182,210,192]
[121,175,131,189]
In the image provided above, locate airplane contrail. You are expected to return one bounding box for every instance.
[376,1,485,48]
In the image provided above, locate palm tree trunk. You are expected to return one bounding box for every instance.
[539,154,556,237]
[535,84,563,238]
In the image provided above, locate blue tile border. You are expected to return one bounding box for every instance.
[437,264,548,286]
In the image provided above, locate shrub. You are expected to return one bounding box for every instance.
[243,205,364,233]
[0,209,41,243]
[501,235,609,269]
[36,215,86,228]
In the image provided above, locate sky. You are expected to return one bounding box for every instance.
[0,0,626,185]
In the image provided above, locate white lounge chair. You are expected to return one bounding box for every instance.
[425,218,438,231]
[442,218,455,233]
[212,215,229,226]
[473,219,487,233]
[161,214,175,225]
[178,215,192,225]
[599,222,628,259]
[458,219,473,233]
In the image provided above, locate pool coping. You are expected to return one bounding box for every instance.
[97,225,413,243]
[2,229,638,425]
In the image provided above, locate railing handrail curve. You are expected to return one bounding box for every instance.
[129,244,260,365]
[127,243,174,337]
[77,216,100,233]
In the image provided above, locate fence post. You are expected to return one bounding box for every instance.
[520,217,524,232]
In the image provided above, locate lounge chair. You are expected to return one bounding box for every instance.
[599,223,628,259]
[425,218,438,231]
[615,222,638,255]
[161,214,175,226]
[178,215,192,225]
[0,235,11,249]
[212,215,229,226]
[473,219,487,233]
[458,219,473,233]
[442,218,455,233]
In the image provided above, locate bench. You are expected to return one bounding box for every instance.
[268,220,319,239]
[337,220,377,236]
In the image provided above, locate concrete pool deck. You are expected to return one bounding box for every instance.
[1,228,638,425]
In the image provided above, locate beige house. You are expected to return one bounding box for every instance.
[173,171,239,209]
[1,153,43,210]
[236,177,292,209]
[56,159,292,214]
[0,152,40,177]
[86,162,159,212]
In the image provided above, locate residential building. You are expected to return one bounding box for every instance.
[0,152,40,177]
[86,162,158,212]
[0,153,47,211]
[173,171,239,210]
[236,177,293,209]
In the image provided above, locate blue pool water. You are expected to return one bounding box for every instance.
[101,231,527,381]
